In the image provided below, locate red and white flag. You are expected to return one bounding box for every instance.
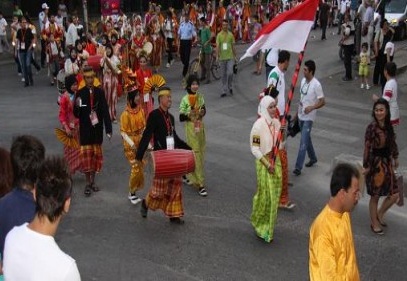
[240,0,319,60]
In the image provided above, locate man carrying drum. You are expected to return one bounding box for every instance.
[135,87,191,225]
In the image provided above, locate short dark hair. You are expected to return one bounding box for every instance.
[330,163,359,196]
[361,42,368,49]
[384,61,396,77]
[35,156,72,222]
[278,50,290,64]
[10,135,45,189]
[304,60,316,75]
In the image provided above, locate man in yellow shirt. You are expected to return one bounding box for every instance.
[309,163,360,281]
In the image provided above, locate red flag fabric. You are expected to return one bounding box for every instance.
[240,0,319,59]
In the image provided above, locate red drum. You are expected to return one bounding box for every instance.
[87,55,103,71]
[151,149,195,178]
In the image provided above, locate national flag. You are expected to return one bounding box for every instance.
[240,0,319,60]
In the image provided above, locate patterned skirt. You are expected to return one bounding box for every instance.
[366,156,398,196]
[80,144,103,173]
[146,176,183,218]
[63,130,82,175]
[251,156,282,243]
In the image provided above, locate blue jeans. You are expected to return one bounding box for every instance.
[295,120,317,171]
[19,49,33,85]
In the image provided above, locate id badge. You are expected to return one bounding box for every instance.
[166,136,174,150]
[89,110,99,126]
[194,120,201,133]
[222,43,228,50]
[20,42,26,50]
[144,93,149,103]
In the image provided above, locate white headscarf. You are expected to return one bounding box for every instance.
[258,96,276,123]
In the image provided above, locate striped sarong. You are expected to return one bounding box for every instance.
[80,144,103,173]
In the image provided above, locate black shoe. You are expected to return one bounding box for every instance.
[342,76,352,82]
[220,93,227,98]
[293,169,301,176]
[84,185,92,197]
[169,217,185,224]
[140,199,148,218]
[229,89,233,95]
[24,83,29,87]
[305,160,317,167]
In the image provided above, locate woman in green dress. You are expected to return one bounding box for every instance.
[179,75,208,197]
[250,95,282,242]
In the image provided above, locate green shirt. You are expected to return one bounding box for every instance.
[216,31,235,61]
[199,27,212,54]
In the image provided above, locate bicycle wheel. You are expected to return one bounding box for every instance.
[188,59,202,80]
[211,60,221,80]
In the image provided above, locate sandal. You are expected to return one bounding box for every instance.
[91,182,100,192]
[370,224,384,235]
[84,185,92,197]
[377,217,387,227]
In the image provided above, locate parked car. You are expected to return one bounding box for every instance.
[385,0,407,40]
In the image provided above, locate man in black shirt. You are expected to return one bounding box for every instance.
[136,87,190,224]
[16,17,35,87]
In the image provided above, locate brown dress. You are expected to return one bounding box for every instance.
[363,122,399,196]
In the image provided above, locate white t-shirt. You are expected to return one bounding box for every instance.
[0,18,8,36]
[384,42,394,56]
[382,78,399,125]
[263,48,279,68]
[298,77,324,121]
[267,66,285,115]
[3,223,81,281]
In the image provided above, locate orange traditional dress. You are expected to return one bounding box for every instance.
[131,35,147,71]
[148,19,164,71]
[120,100,146,196]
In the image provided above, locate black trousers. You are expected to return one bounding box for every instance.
[166,37,174,64]
[343,44,353,79]
[320,20,327,39]
[180,39,192,77]
[373,51,386,88]
[40,39,46,67]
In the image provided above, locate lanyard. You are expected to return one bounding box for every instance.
[89,88,94,110]
[159,108,172,136]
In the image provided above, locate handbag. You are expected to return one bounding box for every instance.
[287,115,300,138]
[395,171,404,207]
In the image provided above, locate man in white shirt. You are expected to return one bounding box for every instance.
[373,62,399,126]
[0,11,10,54]
[267,50,290,117]
[293,60,325,176]
[65,16,79,50]
[3,156,81,281]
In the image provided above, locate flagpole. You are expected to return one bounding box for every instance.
[268,43,307,171]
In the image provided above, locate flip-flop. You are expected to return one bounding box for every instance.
[84,185,92,197]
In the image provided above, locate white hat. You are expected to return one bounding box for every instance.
[42,3,49,9]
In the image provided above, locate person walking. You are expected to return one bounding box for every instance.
[293,60,326,176]
[340,13,355,82]
[216,20,236,97]
[363,98,399,235]
[198,17,213,84]
[319,0,330,40]
[136,87,191,224]
[120,87,146,205]
[16,17,35,87]
[3,156,81,281]
[250,96,282,243]
[178,14,196,82]
[73,66,112,197]
[0,12,10,54]
[179,75,208,197]
[309,163,360,280]
[38,3,49,68]
[163,11,176,68]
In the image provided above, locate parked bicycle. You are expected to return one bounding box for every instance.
[188,48,221,81]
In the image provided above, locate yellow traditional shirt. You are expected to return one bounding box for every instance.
[309,205,360,281]
[120,106,146,151]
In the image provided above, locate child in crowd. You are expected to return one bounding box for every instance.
[359,42,370,90]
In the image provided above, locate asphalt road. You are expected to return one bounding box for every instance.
[0,27,406,281]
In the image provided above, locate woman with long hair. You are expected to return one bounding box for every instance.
[179,75,207,196]
[250,96,282,243]
[64,48,80,75]
[58,74,82,174]
[101,44,121,123]
[363,98,399,235]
